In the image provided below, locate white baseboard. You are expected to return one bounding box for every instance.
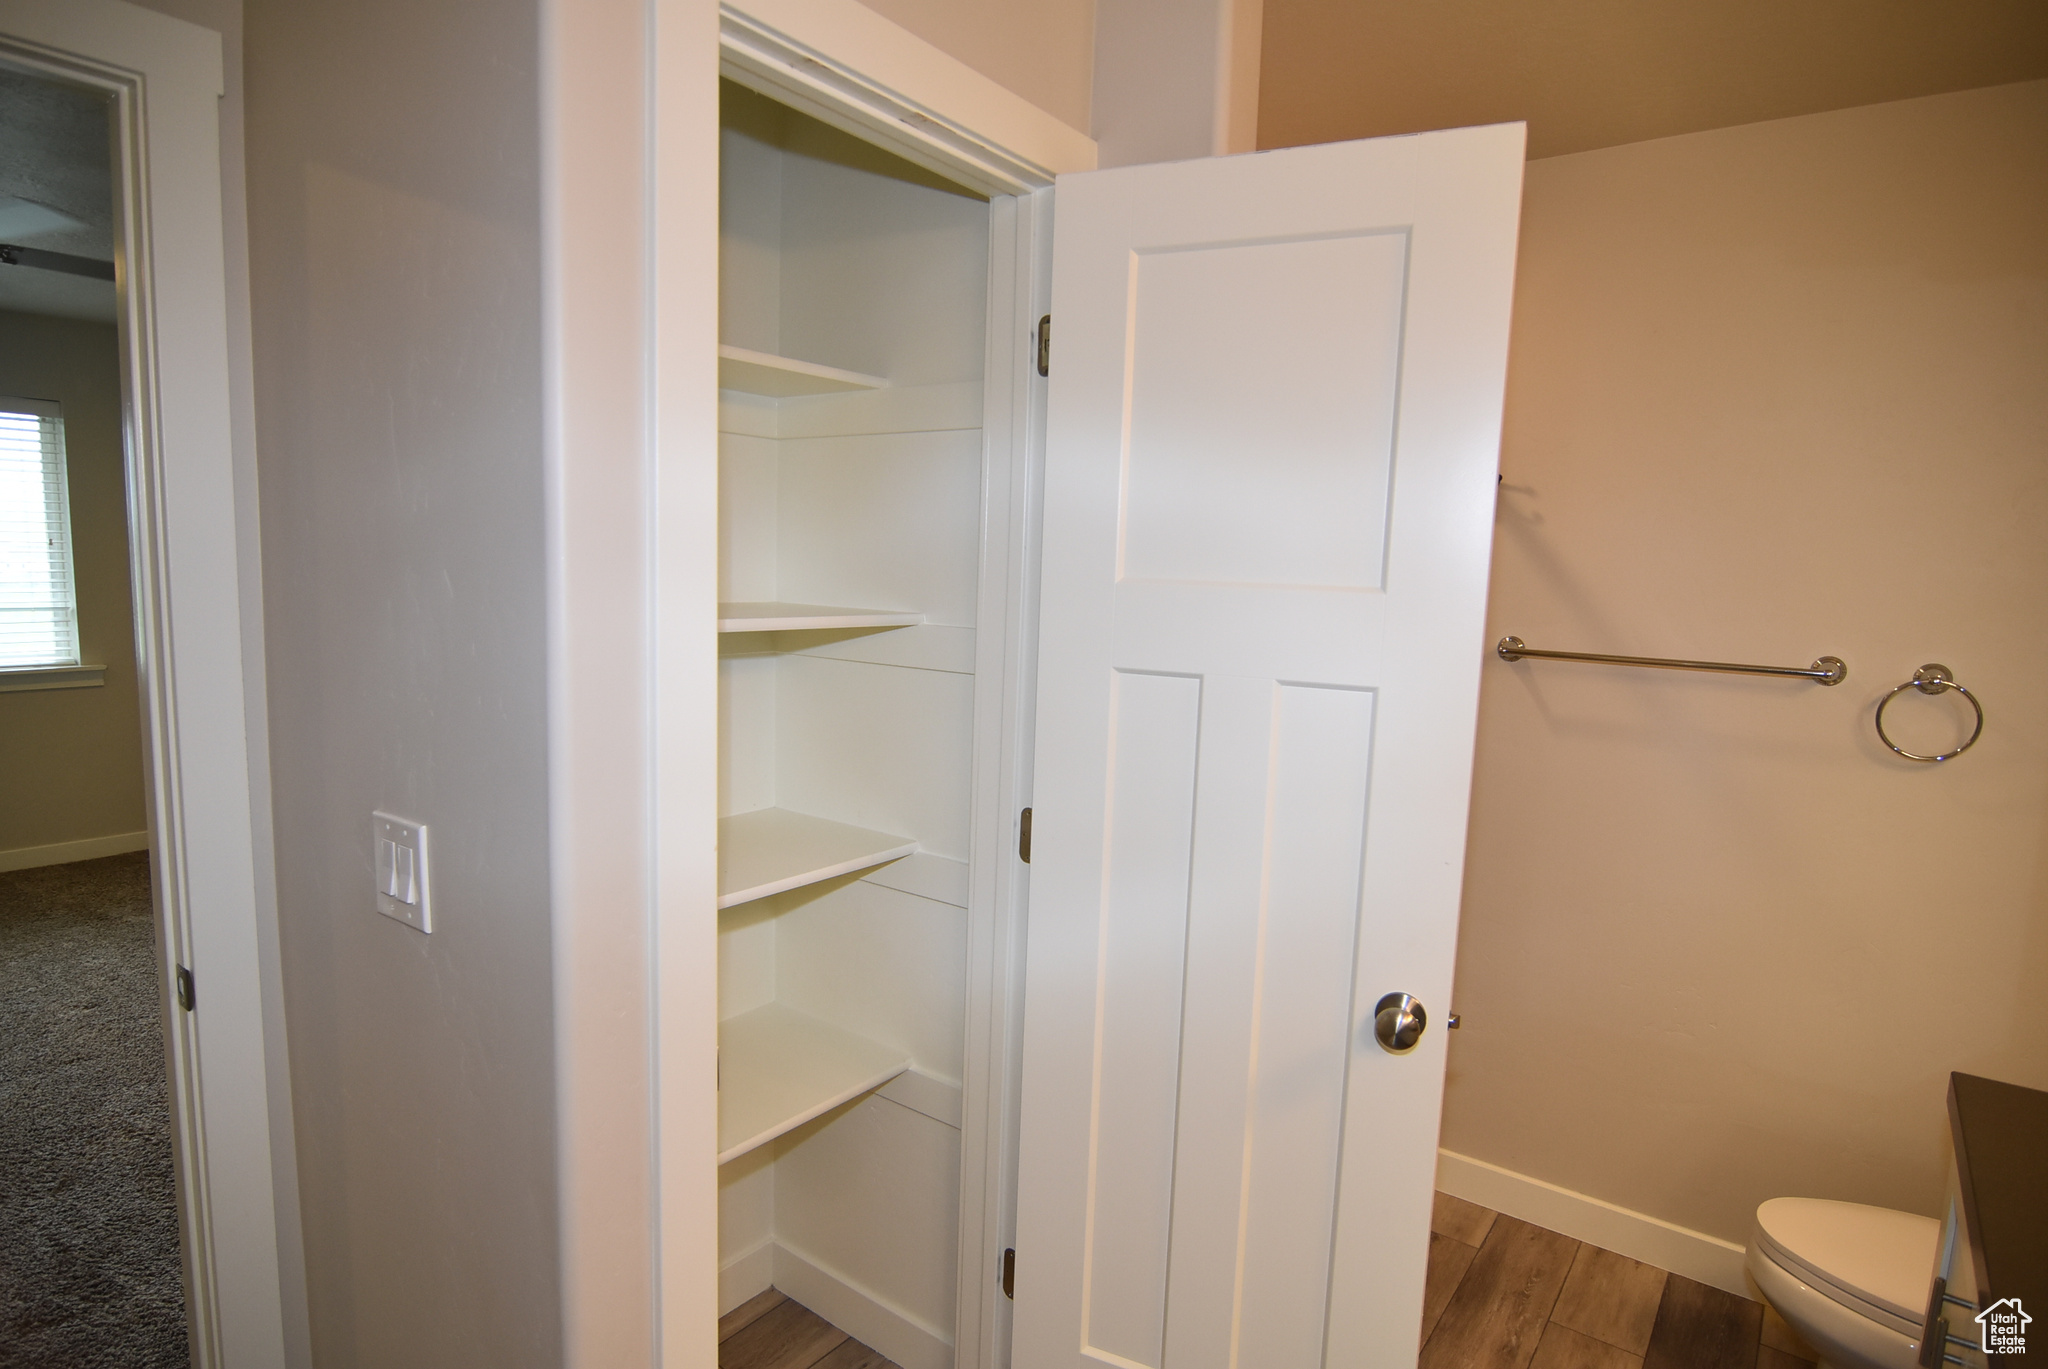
[772,1241,952,1369]
[719,1239,776,1317]
[1437,1149,1751,1299]
[0,829,149,874]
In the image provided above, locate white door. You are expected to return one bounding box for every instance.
[1014,124,1524,1368]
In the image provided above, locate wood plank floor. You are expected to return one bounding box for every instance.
[718,1289,901,1369]
[719,1196,1819,1369]
[1422,1193,1820,1369]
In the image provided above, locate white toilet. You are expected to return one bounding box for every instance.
[1746,1197,1941,1369]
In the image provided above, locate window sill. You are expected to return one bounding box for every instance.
[0,664,107,693]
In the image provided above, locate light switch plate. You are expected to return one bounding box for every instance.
[372,811,432,933]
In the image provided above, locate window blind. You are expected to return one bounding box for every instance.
[0,398,81,669]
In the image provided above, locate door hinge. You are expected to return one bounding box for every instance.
[175,965,196,1012]
[1002,1247,1016,1299]
[1018,807,1032,864]
[1036,315,1050,377]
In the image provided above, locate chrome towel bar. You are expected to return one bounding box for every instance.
[1496,636,1847,685]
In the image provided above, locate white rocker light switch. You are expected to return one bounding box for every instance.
[373,812,432,933]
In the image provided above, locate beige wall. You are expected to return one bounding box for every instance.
[1258,0,2048,159]
[243,0,560,1362]
[854,0,1096,135]
[1091,0,1263,167]
[0,310,147,855]
[1445,80,2048,1243]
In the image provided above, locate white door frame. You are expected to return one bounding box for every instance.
[0,3,294,1365]
[629,1,1095,1361]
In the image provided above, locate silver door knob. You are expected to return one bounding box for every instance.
[1374,993,1427,1054]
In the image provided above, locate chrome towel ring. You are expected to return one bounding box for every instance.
[1875,664,1984,762]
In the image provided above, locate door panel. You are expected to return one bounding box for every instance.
[1162,680,1376,1369]
[1120,232,1406,590]
[1016,124,1524,1368]
[1086,668,1201,1368]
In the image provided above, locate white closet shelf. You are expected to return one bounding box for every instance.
[718,807,917,909]
[717,602,924,633]
[718,1002,910,1164]
[718,344,887,397]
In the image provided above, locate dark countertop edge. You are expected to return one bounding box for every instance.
[1948,1071,2048,1319]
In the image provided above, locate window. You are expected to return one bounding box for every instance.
[0,397,81,669]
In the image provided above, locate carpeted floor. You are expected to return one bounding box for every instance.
[0,851,187,1368]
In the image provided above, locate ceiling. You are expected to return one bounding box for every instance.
[1256,0,2048,160]
[0,63,116,323]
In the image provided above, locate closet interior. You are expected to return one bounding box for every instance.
[716,80,995,1369]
